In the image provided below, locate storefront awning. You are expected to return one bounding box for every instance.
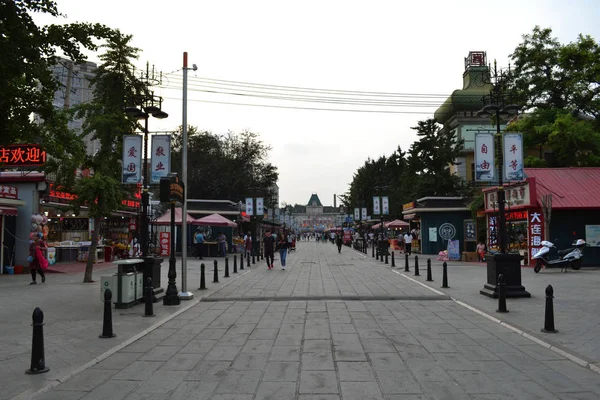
[0,206,18,216]
[404,213,417,220]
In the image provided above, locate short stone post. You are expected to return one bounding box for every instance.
[199,263,206,290]
[426,259,433,281]
[213,260,219,283]
[414,255,420,276]
[99,289,116,338]
[405,253,410,272]
[496,274,508,313]
[25,307,49,374]
[541,285,558,333]
[441,262,449,288]
[224,257,230,278]
[144,277,155,317]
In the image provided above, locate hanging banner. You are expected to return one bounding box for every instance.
[354,208,360,221]
[256,197,264,216]
[381,196,390,215]
[503,133,524,181]
[373,196,381,215]
[122,135,142,184]
[361,208,367,221]
[245,197,254,216]
[159,232,170,257]
[151,135,170,183]
[474,133,495,182]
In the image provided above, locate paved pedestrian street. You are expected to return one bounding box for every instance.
[10,242,600,399]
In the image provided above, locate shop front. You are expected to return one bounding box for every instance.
[0,184,24,274]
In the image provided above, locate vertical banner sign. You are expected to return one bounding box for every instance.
[528,210,544,264]
[361,207,367,221]
[151,135,170,183]
[159,232,170,257]
[373,196,381,215]
[354,208,360,221]
[256,197,264,216]
[122,135,142,184]
[381,196,390,215]
[503,133,524,181]
[474,133,495,182]
[245,198,254,216]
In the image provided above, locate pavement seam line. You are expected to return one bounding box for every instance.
[396,271,600,376]
[22,269,252,400]
[393,270,446,296]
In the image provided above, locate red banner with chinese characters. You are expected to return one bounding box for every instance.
[0,185,18,199]
[0,144,46,167]
[160,232,170,256]
[528,209,544,265]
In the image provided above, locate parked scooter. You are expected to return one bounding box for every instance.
[532,239,586,273]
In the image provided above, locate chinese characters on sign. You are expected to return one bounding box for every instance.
[122,135,142,184]
[256,198,264,216]
[474,133,495,181]
[159,232,170,257]
[503,133,524,181]
[0,185,18,199]
[485,183,530,211]
[381,196,389,215]
[0,144,47,167]
[372,196,381,215]
[361,208,367,221]
[151,135,170,183]
[245,198,254,216]
[529,210,544,262]
[354,208,360,222]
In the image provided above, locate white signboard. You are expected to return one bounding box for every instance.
[373,196,381,215]
[361,208,367,221]
[585,225,600,247]
[150,135,170,183]
[245,197,254,216]
[429,227,438,242]
[122,135,142,184]
[354,208,360,221]
[381,196,390,215]
[503,133,524,181]
[256,197,264,216]
[474,133,495,181]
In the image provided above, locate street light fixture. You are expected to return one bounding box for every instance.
[477,63,530,298]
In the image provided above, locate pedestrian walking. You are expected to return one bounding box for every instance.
[217,232,227,256]
[263,230,276,269]
[404,232,413,256]
[244,231,253,258]
[28,233,47,284]
[277,233,289,270]
[194,229,204,259]
[477,241,486,262]
[336,233,343,253]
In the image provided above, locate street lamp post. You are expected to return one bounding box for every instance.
[477,63,530,298]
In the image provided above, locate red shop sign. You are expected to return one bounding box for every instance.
[0,144,47,167]
[0,184,18,199]
[160,232,170,257]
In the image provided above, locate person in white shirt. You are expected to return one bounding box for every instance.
[404,232,413,255]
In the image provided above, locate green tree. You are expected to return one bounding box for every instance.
[0,0,111,154]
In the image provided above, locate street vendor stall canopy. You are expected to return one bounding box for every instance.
[193,213,237,227]
[371,219,409,229]
[155,208,196,226]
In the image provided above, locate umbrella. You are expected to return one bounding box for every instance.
[192,213,237,227]
[155,208,196,226]
[387,219,409,228]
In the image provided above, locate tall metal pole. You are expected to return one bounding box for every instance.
[179,52,193,300]
[495,108,507,254]
[141,116,149,258]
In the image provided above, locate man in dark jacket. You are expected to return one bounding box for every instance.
[263,230,276,269]
[336,233,343,253]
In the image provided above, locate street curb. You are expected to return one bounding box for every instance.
[19,269,252,400]
[396,271,600,376]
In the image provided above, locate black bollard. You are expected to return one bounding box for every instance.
[414,255,420,276]
[496,274,508,313]
[372,243,375,258]
[441,262,449,288]
[240,253,244,270]
[213,260,219,283]
[541,285,558,333]
[144,278,155,317]
[247,252,251,268]
[199,263,206,290]
[260,248,263,260]
[391,251,395,267]
[426,259,433,281]
[25,307,49,374]
[252,252,256,265]
[405,253,410,272]
[99,289,116,338]
[385,251,389,264]
[224,257,230,278]
[233,255,238,273]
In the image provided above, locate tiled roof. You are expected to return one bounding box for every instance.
[525,168,600,209]
[307,194,323,206]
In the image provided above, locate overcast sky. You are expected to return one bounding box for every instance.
[35,0,600,207]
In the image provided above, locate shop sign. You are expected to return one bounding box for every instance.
[381,196,389,215]
[474,133,495,181]
[373,196,381,215]
[159,232,170,256]
[438,223,456,240]
[503,133,524,181]
[0,185,18,199]
[151,135,170,183]
[464,219,476,242]
[159,175,184,205]
[585,225,600,247]
[47,183,141,209]
[122,135,142,184]
[0,144,46,167]
[485,183,530,211]
[429,227,437,242]
[245,198,254,216]
[506,211,527,221]
[529,210,544,261]
[402,201,414,211]
[487,215,498,250]
[256,197,264,216]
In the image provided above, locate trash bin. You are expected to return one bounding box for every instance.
[102,259,145,309]
[4,266,14,275]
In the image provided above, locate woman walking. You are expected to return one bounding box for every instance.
[28,233,48,284]
[277,232,289,270]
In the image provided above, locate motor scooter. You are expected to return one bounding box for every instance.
[532,239,585,273]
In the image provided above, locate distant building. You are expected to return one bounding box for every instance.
[289,193,343,232]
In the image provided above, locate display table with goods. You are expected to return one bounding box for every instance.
[203,241,219,257]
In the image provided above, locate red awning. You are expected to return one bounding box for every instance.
[0,206,18,216]
[525,168,600,209]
